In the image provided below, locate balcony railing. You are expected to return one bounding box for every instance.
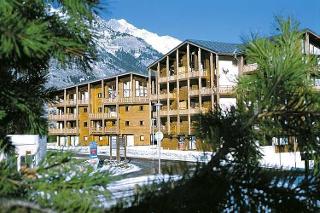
[150,94,157,100]
[189,89,199,96]
[189,108,201,114]
[189,70,208,78]
[218,86,235,95]
[201,87,212,95]
[48,114,77,120]
[89,112,118,120]
[66,99,76,106]
[159,76,167,83]
[90,127,103,134]
[118,96,149,103]
[243,63,258,73]
[105,126,118,133]
[48,128,77,135]
[78,99,88,105]
[103,97,118,104]
[158,93,167,100]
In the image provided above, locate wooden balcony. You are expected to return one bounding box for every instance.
[159,76,167,83]
[179,109,189,114]
[189,108,201,114]
[118,96,149,104]
[201,87,212,95]
[89,112,118,120]
[90,127,103,134]
[66,99,76,106]
[78,99,88,105]
[103,97,118,105]
[48,114,77,120]
[217,86,235,95]
[158,93,167,100]
[150,94,157,100]
[105,126,118,133]
[48,128,77,135]
[189,89,199,96]
[189,70,208,78]
[243,63,258,74]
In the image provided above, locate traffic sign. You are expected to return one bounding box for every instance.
[155,131,164,141]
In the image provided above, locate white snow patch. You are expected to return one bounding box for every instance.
[107,19,181,54]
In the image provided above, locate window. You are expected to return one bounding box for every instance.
[112,121,116,126]
[140,135,145,141]
[125,121,130,126]
[98,93,102,98]
[123,81,131,97]
[84,136,88,141]
[139,106,144,111]
[84,122,87,127]
[140,120,144,126]
[98,107,102,113]
[125,106,129,111]
[83,107,87,113]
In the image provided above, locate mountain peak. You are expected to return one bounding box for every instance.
[106,19,181,54]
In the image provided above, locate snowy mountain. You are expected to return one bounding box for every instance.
[47,17,181,88]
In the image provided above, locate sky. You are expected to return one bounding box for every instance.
[100,0,320,43]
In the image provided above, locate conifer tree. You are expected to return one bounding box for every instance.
[0,0,101,151]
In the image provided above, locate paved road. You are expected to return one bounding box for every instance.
[77,153,197,178]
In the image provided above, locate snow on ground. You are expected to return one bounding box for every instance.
[98,162,141,176]
[47,144,212,163]
[47,144,313,170]
[103,174,181,209]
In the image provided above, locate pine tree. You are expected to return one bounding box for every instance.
[0,0,101,151]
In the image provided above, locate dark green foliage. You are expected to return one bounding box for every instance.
[0,0,102,152]
[1,151,111,212]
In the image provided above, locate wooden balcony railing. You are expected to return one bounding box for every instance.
[89,112,118,120]
[48,128,77,135]
[90,127,103,134]
[66,99,76,106]
[218,86,235,95]
[118,96,149,103]
[243,63,258,73]
[189,89,199,96]
[103,97,118,104]
[48,114,77,120]
[78,99,88,105]
[189,108,201,114]
[201,87,212,95]
[105,126,118,133]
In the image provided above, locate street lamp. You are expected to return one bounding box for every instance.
[155,102,163,174]
[151,118,156,146]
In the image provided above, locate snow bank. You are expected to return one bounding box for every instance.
[47,144,313,170]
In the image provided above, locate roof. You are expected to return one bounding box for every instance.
[186,39,243,55]
[54,71,148,91]
[148,39,243,69]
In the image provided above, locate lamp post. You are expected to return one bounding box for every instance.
[155,102,163,174]
[151,118,156,146]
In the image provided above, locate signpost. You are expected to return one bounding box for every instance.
[155,131,163,174]
[89,141,98,158]
[89,141,99,169]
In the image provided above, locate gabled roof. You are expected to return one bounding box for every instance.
[186,39,243,55]
[148,39,243,69]
[55,71,148,91]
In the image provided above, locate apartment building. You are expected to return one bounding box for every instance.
[148,40,246,150]
[48,72,150,147]
[148,29,320,150]
[48,29,320,150]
